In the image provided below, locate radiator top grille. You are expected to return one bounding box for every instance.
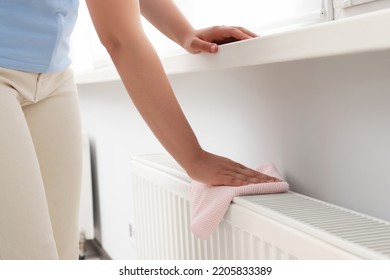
[236,193,390,259]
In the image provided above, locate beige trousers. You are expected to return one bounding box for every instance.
[0,67,82,259]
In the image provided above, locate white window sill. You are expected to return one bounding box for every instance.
[75,8,390,85]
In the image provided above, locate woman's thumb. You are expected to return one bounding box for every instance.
[190,37,218,53]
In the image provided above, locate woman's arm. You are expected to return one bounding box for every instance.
[139,0,194,48]
[85,0,278,186]
[139,0,257,54]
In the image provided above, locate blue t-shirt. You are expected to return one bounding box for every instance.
[0,0,79,73]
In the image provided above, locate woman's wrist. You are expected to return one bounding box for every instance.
[182,149,208,180]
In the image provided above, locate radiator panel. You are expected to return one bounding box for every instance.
[131,154,390,260]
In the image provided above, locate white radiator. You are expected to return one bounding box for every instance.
[131,154,390,260]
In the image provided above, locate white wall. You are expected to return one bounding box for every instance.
[77,48,390,259]
[169,51,390,221]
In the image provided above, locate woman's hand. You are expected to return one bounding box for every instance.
[186,150,281,187]
[183,26,258,54]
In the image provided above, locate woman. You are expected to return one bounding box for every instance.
[0,0,278,259]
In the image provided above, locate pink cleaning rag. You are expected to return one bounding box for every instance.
[190,163,289,240]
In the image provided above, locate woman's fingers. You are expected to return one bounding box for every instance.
[222,168,282,186]
[236,26,258,38]
[185,26,258,54]
[202,26,254,45]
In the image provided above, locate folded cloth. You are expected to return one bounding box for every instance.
[189,163,289,240]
